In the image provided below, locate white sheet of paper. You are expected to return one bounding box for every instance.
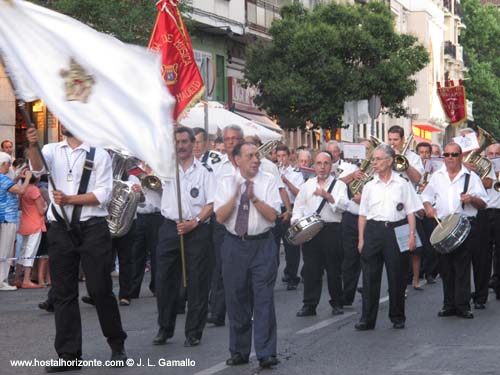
[430,157,444,173]
[491,157,500,173]
[452,132,480,153]
[343,143,366,160]
[394,224,422,252]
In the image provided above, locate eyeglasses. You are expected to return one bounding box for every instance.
[443,152,461,158]
[223,137,242,142]
[370,157,390,163]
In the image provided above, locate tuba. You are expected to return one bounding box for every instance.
[348,136,382,196]
[106,151,141,238]
[463,127,497,180]
[392,134,414,173]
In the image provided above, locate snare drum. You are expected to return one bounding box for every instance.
[430,214,471,254]
[285,214,324,246]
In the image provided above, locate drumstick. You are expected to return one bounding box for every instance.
[450,188,469,217]
[433,216,444,229]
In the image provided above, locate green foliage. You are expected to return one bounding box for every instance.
[244,1,429,130]
[460,0,500,137]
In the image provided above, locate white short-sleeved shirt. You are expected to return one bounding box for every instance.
[421,165,489,220]
[214,170,281,236]
[292,176,349,224]
[137,184,162,214]
[398,150,424,185]
[215,154,236,180]
[31,140,112,222]
[199,150,222,173]
[335,159,358,179]
[359,171,423,221]
[160,158,216,221]
[261,158,285,189]
[279,165,305,204]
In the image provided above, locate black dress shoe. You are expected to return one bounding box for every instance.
[152,327,169,345]
[281,275,291,283]
[45,358,82,373]
[226,353,249,366]
[259,356,279,368]
[474,302,485,310]
[437,308,456,317]
[206,316,225,326]
[110,349,127,366]
[286,283,298,291]
[354,322,375,331]
[426,276,436,284]
[296,306,316,317]
[357,287,363,294]
[331,306,344,316]
[81,296,95,306]
[393,322,405,329]
[184,337,200,347]
[456,310,474,319]
[38,300,54,313]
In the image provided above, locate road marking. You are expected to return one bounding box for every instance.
[296,312,357,334]
[193,352,255,375]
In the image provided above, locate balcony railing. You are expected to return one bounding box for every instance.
[246,0,281,32]
[444,41,456,59]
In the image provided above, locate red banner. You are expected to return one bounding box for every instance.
[437,80,467,126]
[149,0,205,120]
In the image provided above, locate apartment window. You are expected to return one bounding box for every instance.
[215,55,225,102]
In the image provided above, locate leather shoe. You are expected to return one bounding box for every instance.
[456,310,474,319]
[393,322,405,329]
[81,296,95,306]
[226,353,249,366]
[206,316,225,327]
[474,302,485,310]
[296,306,316,317]
[331,306,344,316]
[426,276,436,284]
[437,308,456,317]
[259,356,279,368]
[152,327,169,345]
[45,358,82,373]
[110,349,127,366]
[184,337,200,347]
[287,283,298,291]
[38,300,54,313]
[354,322,375,331]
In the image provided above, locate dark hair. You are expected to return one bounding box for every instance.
[233,141,256,158]
[192,127,207,141]
[388,125,404,138]
[214,136,224,144]
[275,144,290,155]
[13,158,26,168]
[416,142,432,154]
[1,140,13,149]
[174,126,195,142]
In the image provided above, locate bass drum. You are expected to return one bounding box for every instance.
[430,214,471,254]
[285,214,324,246]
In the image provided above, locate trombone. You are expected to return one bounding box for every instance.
[392,134,414,173]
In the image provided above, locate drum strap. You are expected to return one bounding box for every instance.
[462,173,470,209]
[316,179,337,215]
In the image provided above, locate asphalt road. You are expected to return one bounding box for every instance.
[2,251,500,375]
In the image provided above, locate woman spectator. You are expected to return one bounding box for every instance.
[36,175,51,287]
[0,152,32,291]
[14,172,47,288]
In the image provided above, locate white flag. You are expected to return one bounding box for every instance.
[0,0,176,179]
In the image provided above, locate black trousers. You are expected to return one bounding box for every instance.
[439,221,477,312]
[341,212,360,306]
[421,217,438,278]
[208,221,227,322]
[222,233,278,360]
[130,213,162,297]
[278,212,301,284]
[112,221,136,300]
[360,221,409,325]
[156,219,211,340]
[487,209,500,296]
[302,223,343,308]
[48,220,126,358]
[472,211,491,304]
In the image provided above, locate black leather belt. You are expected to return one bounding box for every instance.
[227,230,271,241]
[323,222,341,227]
[369,218,408,229]
[51,216,106,228]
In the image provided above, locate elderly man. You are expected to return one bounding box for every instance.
[215,142,281,368]
[356,144,422,330]
[422,143,488,318]
[324,140,357,179]
[1,140,15,178]
[192,127,222,171]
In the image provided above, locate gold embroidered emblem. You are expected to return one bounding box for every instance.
[161,63,178,86]
[59,57,95,103]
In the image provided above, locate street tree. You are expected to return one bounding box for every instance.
[244,1,429,130]
[460,0,500,137]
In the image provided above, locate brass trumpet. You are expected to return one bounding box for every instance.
[494,172,500,192]
[392,134,414,173]
[141,175,162,191]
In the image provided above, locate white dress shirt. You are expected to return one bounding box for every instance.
[421,165,489,219]
[160,158,216,221]
[338,161,361,215]
[359,171,423,221]
[399,150,425,184]
[261,158,285,189]
[137,185,162,214]
[215,154,236,180]
[31,140,112,222]
[335,159,358,179]
[292,176,349,224]
[279,164,305,204]
[214,170,281,236]
[198,150,222,173]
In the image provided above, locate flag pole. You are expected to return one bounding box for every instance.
[174,127,188,288]
[0,55,74,235]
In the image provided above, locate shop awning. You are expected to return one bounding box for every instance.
[412,124,441,141]
[234,110,283,134]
